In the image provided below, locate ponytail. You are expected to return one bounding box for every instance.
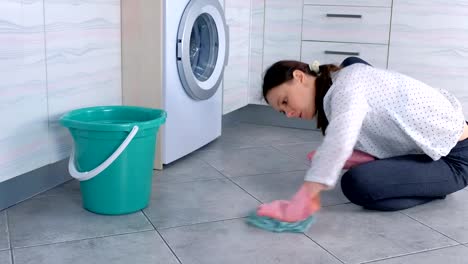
[315,64,341,135]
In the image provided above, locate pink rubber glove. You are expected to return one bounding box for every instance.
[307,149,375,169]
[256,184,321,222]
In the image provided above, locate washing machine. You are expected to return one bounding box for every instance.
[162,0,229,164]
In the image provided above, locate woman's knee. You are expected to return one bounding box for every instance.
[340,167,376,206]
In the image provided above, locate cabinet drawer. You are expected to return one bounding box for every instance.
[302,6,391,44]
[304,0,391,7]
[301,41,388,69]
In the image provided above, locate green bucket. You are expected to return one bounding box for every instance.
[60,106,166,215]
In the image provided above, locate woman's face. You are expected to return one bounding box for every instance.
[266,70,316,120]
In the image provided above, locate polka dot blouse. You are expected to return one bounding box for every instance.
[305,63,465,187]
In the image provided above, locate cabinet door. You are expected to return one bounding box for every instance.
[302,6,391,45]
[0,1,49,183]
[263,0,303,70]
[389,0,468,117]
[45,0,122,163]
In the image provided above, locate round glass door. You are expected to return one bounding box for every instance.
[190,13,219,82]
[177,0,228,101]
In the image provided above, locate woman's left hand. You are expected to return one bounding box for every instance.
[256,182,325,222]
[307,149,375,169]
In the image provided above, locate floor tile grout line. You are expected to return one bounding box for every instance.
[359,244,462,264]
[197,142,310,170]
[10,248,14,264]
[8,229,155,251]
[140,210,183,264]
[200,138,323,154]
[4,210,11,251]
[6,210,13,264]
[227,176,351,208]
[302,233,346,264]
[154,168,309,188]
[225,178,263,203]
[271,140,323,147]
[270,144,312,166]
[154,154,349,233]
[399,211,464,244]
[224,120,317,133]
[31,192,82,201]
[235,120,313,130]
[157,216,249,231]
[155,175,239,186]
[197,157,264,204]
[196,150,312,180]
[196,144,275,155]
[198,138,322,156]
[181,160,351,210]
[232,169,309,177]
[165,158,350,208]
[30,179,77,200]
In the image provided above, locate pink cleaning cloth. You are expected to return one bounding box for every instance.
[307,149,376,169]
[257,184,321,222]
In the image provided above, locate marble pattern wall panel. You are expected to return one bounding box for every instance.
[263,0,303,71]
[388,0,468,117]
[248,0,266,105]
[0,0,49,183]
[223,0,251,114]
[45,0,122,162]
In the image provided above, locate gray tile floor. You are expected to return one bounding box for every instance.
[2,121,468,264]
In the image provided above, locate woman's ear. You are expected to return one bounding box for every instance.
[292,70,305,83]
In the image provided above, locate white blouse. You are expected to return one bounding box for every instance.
[305,63,465,187]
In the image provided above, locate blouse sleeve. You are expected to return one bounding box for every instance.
[304,89,370,188]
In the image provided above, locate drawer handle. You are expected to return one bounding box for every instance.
[324,50,360,56]
[326,14,362,19]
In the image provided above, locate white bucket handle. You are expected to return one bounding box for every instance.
[68,125,139,181]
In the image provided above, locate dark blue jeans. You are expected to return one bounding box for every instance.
[341,139,468,211]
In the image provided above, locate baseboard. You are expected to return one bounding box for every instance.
[0,159,71,211]
[223,104,319,130]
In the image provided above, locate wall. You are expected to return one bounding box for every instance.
[223,0,251,114]
[45,0,122,162]
[0,0,121,183]
[0,0,49,182]
[248,0,265,105]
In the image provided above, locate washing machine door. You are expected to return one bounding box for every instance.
[177,0,229,101]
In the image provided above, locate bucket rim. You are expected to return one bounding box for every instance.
[59,105,167,132]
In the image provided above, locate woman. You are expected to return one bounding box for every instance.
[257,57,468,222]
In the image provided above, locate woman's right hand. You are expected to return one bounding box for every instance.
[256,182,322,222]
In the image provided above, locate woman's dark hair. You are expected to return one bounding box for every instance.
[262,60,340,135]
